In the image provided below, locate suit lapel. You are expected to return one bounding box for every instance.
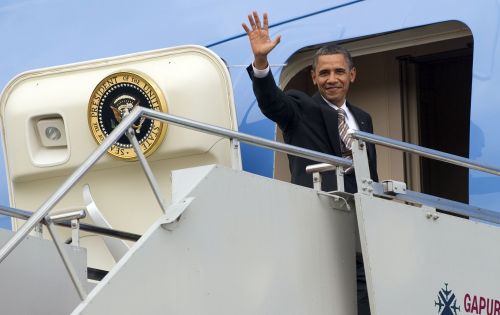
[347,102,369,132]
[313,93,342,156]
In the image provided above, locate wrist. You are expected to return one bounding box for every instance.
[253,56,268,70]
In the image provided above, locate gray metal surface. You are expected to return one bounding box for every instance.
[73,165,357,315]
[45,220,87,300]
[0,229,87,315]
[372,182,500,224]
[355,193,500,314]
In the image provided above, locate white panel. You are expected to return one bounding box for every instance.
[355,194,500,315]
[0,46,238,269]
[1,45,237,182]
[73,165,357,315]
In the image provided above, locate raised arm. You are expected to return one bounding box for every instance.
[242,11,281,70]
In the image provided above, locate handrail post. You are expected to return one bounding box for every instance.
[126,127,168,214]
[230,138,242,170]
[350,136,372,195]
[336,166,345,192]
[47,209,86,246]
[312,171,322,191]
[49,209,86,246]
[306,163,345,192]
[71,219,80,247]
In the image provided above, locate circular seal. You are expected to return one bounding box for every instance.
[88,71,168,160]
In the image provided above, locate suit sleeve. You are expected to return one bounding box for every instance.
[247,65,299,132]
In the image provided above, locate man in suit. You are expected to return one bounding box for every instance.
[243,11,378,314]
[242,11,378,193]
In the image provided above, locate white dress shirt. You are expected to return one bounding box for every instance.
[321,97,359,131]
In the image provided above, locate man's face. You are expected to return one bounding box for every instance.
[311,54,356,106]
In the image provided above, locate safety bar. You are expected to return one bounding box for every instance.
[305,163,337,174]
[49,210,86,224]
[305,163,345,192]
[0,205,141,242]
[350,130,500,176]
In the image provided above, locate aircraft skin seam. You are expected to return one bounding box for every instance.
[206,0,365,48]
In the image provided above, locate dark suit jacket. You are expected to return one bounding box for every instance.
[248,65,378,193]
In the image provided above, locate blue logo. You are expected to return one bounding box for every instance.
[435,283,461,315]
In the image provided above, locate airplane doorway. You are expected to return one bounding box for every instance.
[276,21,473,203]
[413,49,472,203]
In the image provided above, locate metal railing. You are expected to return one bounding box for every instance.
[350,130,500,176]
[347,129,500,223]
[0,106,353,301]
[0,205,141,242]
[305,163,345,191]
[2,106,500,301]
[306,131,500,222]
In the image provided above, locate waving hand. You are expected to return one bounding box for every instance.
[242,11,281,69]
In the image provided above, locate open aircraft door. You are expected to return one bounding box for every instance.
[0,45,240,270]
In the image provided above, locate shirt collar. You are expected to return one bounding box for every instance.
[321,96,347,111]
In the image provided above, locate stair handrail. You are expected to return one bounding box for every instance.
[349,130,500,176]
[2,106,500,301]
[0,106,352,300]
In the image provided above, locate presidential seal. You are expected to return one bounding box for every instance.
[88,71,168,160]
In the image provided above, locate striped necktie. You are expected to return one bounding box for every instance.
[337,108,352,156]
[338,108,354,175]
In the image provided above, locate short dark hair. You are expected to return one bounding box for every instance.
[311,44,354,71]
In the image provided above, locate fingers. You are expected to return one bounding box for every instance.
[242,23,250,34]
[274,34,281,45]
[247,13,256,31]
[271,34,282,49]
[243,11,271,35]
[253,11,261,29]
[263,13,269,29]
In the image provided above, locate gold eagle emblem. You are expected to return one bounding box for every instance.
[87,71,168,160]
